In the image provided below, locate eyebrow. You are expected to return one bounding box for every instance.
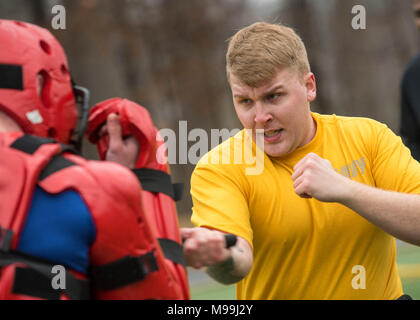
[264,85,284,94]
[233,94,249,99]
[233,85,285,99]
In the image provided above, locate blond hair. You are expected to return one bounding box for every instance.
[226,22,310,87]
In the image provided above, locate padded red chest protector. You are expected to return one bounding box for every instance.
[0,133,188,299]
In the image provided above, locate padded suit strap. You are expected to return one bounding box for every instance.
[10,135,56,154]
[131,168,183,201]
[158,238,185,268]
[89,252,159,291]
[10,134,79,155]
[10,134,77,181]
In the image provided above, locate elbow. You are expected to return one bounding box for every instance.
[205,255,253,285]
[212,273,245,285]
[205,266,248,285]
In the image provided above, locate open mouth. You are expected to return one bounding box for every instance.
[264,129,283,137]
[258,129,283,143]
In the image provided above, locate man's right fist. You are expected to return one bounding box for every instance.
[181,227,233,269]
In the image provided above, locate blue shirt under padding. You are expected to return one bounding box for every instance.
[18,186,96,274]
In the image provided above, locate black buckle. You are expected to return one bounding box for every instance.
[0,227,13,252]
[118,252,157,284]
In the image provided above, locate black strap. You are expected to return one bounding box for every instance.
[0,250,90,300]
[0,64,23,90]
[10,134,79,155]
[38,155,75,181]
[158,238,185,268]
[12,266,90,300]
[13,267,60,300]
[10,135,56,154]
[132,168,183,201]
[10,134,77,180]
[90,251,159,291]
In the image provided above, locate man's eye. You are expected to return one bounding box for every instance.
[268,93,282,101]
[240,99,252,105]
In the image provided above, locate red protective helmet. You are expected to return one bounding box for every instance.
[0,19,89,147]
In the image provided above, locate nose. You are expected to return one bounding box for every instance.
[254,102,272,126]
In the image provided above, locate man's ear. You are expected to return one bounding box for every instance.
[304,72,317,102]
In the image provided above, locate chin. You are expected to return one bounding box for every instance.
[264,146,288,158]
[264,139,298,158]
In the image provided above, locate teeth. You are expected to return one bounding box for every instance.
[264,129,281,137]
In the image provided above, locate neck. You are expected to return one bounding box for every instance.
[299,112,316,148]
[0,113,23,133]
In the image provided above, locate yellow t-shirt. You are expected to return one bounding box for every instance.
[190,112,420,300]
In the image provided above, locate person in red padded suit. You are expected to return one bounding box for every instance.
[0,19,190,300]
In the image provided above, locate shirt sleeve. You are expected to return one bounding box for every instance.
[370,121,420,194]
[190,160,253,249]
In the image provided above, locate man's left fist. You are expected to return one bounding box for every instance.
[292,152,351,202]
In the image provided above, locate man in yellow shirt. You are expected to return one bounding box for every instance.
[182,22,420,299]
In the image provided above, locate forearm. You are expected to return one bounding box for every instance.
[182,228,253,284]
[205,238,253,285]
[340,180,420,246]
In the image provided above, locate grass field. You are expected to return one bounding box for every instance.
[189,241,420,300]
[396,241,420,299]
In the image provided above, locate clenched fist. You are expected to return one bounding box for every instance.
[181,227,231,269]
[292,152,352,202]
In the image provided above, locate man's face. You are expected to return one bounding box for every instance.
[414,0,420,30]
[230,67,316,158]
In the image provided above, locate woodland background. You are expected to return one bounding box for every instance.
[2,0,419,217]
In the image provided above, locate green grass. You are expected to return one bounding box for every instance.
[397,241,420,300]
[190,242,420,300]
[401,279,420,299]
[191,282,236,300]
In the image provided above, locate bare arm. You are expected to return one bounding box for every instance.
[182,227,253,284]
[339,181,420,246]
[205,236,253,284]
[292,152,420,246]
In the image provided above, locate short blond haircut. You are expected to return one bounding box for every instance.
[226,22,311,87]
